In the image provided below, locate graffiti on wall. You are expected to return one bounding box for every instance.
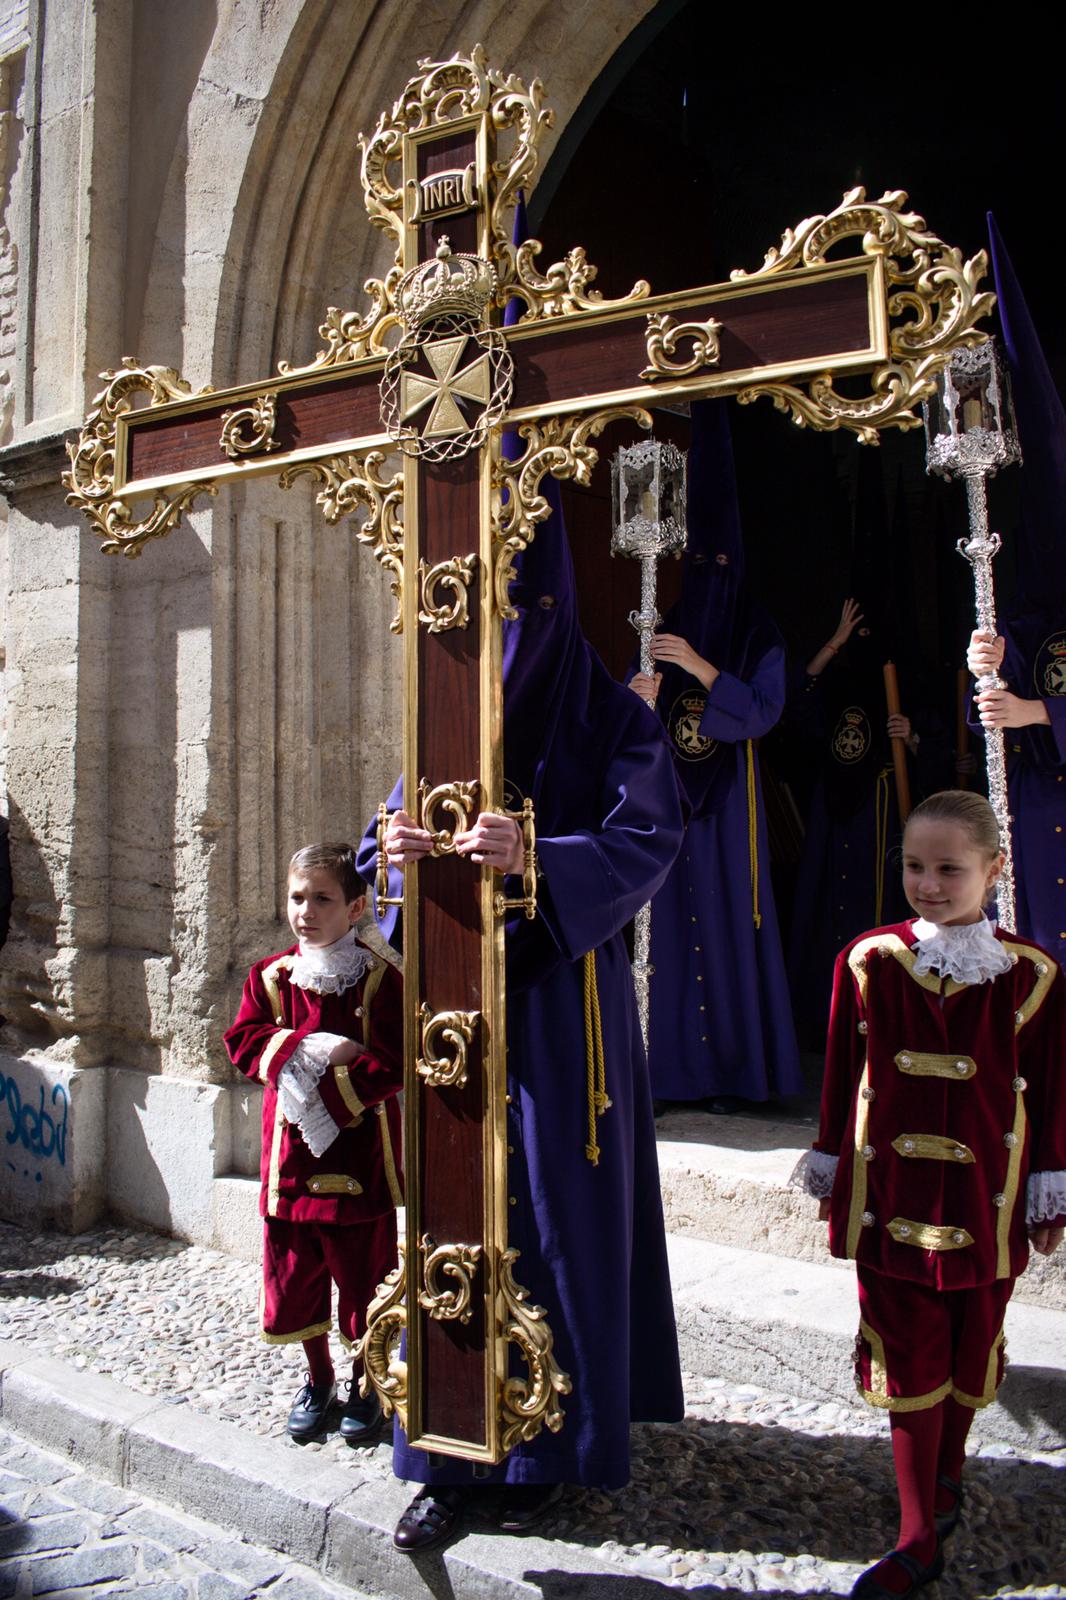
[0,1068,69,1181]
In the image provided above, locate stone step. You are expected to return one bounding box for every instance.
[667,1232,1066,1451]
[656,1109,1066,1312]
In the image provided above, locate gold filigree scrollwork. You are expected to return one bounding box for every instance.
[279,451,404,633]
[641,312,723,381]
[492,406,652,620]
[497,240,651,325]
[219,393,280,460]
[277,270,403,375]
[418,778,480,855]
[417,1003,479,1089]
[63,358,217,557]
[730,188,995,442]
[418,1235,483,1324]
[493,798,538,921]
[498,1246,571,1452]
[418,553,477,632]
[356,1250,408,1428]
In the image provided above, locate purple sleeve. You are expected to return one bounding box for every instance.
[535,729,684,961]
[1045,696,1066,763]
[699,644,785,743]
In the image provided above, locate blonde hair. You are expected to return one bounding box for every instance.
[905,790,1002,860]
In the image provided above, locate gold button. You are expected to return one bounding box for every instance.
[1004,1132,1017,1148]
[691,915,697,923]
[1057,826,1063,833]
[347,1179,356,1191]
[900,1055,912,1066]
[861,1212,875,1227]
[696,975,703,982]
[509,1196,517,1206]
[695,945,702,953]
[862,1086,876,1101]
[897,1223,911,1239]
[1016,1010,1025,1023]
[701,1035,708,1042]
[1059,878,1065,886]
[993,1193,1007,1207]
[1012,1076,1027,1092]
[952,1231,965,1245]
[953,1147,967,1161]
[507,1144,514,1155]
[505,1094,512,1104]
[1037,962,1049,975]
[862,1144,876,1162]
[699,1004,705,1012]
[902,1139,915,1153]
[955,1061,969,1074]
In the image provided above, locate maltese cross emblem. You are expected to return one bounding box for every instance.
[401,334,492,439]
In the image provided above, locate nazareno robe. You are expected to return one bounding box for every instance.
[639,401,801,1103]
[358,476,685,1488]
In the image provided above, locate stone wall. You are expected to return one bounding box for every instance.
[0,0,659,1245]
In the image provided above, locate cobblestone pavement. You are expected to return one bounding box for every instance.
[0,1426,363,1599]
[2,1222,1065,1596]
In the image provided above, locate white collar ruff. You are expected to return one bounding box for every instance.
[910,916,1013,986]
[290,928,372,995]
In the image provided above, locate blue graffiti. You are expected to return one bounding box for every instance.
[0,1071,68,1167]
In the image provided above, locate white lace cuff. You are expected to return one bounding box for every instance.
[276,1032,349,1158]
[789,1149,839,1199]
[1027,1170,1066,1226]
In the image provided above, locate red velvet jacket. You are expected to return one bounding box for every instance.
[224,941,404,1224]
[816,921,1066,1288]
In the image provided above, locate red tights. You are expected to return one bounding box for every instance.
[302,1332,364,1390]
[864,1397,976,1595]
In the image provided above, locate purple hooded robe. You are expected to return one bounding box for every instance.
[637,401,801,1101]
[358,454,685,1486]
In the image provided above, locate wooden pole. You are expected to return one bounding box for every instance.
[883,660,912,822]
[955,667,972,789]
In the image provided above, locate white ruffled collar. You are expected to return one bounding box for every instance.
[290,928,372,995]
[910,915,1014,986]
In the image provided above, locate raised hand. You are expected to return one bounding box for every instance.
[829,597,864,650]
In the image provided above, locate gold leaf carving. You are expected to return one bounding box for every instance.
[418,553,477,632]
[731,188,996,442]
[279,451,404,633]
[219,393,279,459]
[356,1250,408,1428]
[63,358,218,557]
[498,1247,571,1452]
[418,1234,483,1324]
[418,778,480,854]
[417,1003,479,1089]
[641,313,722,381]
[276,270,403,374]
[493,407,651,620]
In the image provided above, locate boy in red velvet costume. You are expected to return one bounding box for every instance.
[793,791,1066,1597]
[224,843,403,1443]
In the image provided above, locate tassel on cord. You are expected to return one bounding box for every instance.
[874,766,891,924]
[746,740,763,930]
[583,950,610,1164]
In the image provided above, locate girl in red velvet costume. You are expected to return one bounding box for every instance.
[793,791,1066,1597]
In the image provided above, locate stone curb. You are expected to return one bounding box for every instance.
[0,1338,648,1599]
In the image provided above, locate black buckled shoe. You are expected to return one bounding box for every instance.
[498,1481,564,1533]
[851,1540,944,1598]
[286,1375,337,1441]
[339,1386,384,1446]
[393,1486,469,1552]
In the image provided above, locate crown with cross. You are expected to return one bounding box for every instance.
[398,237,497,330]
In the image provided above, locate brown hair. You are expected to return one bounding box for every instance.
[288,843,367,903]
[905,790,1002,860]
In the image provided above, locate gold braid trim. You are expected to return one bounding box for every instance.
[845,1058,871,1257]
[1002,941,1057,1031]
[857,1318,953,1412]
[583,950,610,1164]
[996,1087,1027,1279]
[745,740,762,930]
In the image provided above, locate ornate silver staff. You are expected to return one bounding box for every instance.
[611,438,687,1048]
[924,341,1022,929]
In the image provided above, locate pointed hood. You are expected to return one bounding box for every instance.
[654,399,781,815]
[988,212,1066,610]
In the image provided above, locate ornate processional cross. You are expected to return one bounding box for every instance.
[64,46,994,1464]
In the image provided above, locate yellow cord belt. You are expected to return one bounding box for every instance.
[874,765,891,924]
[746,739,762,930]
[583,950,610,1164]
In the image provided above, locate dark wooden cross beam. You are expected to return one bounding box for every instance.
[65,45,994,1464]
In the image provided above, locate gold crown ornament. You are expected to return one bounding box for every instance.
[398,238,496,331]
